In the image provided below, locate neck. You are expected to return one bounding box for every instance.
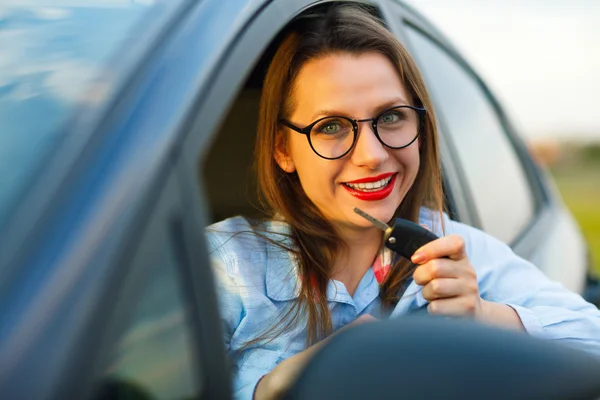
[331,225,383,296]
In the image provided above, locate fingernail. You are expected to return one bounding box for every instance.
[411,252,424,264]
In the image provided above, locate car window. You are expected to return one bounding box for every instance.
[405,26,536,243]
[0,1,176,226]
[94,223,200,399]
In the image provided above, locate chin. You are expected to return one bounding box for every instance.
[375,209,397,224]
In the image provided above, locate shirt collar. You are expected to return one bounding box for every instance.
[265,246,301,301]
[263,208,441,306]
[261,219,300,301]
[264,219,395,304]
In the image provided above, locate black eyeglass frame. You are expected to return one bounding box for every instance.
[279,105,427,160]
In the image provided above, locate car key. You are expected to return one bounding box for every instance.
[353,207,439,261]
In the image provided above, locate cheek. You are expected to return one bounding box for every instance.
[395,146,420,170]
[394,147,421,187]
[409,151,421,178]
[290,144,342,198]
[411,148,421,170]
[289,139,315,178]
[296,160,339,194]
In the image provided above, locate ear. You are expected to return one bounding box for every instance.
[274,134,296,173]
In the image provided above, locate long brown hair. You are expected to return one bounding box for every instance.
[254,3,444,346]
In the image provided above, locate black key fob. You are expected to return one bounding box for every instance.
[384,218,439,260]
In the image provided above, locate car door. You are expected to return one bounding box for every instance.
[86,169,207,400]
[0,1,232,398]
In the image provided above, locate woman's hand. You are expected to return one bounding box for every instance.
[254,346,317,400]
[411,234,524,330]
[411,234,483,317]
[254,314,377,400]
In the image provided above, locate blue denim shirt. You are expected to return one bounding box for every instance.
[206,209,600,400]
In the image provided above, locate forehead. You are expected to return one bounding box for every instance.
[291,52,409,118]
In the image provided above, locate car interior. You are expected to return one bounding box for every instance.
[201,25,290,224]
[202,86,263,223]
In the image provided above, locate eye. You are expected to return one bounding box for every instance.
[379,110,401,124]
[316,120,343,134]
[324,123,340,133]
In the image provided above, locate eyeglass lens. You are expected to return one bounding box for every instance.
[308,107,420,159]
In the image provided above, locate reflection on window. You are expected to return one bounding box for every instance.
[98,239,199,400]
[0,1,177,226]
[406,27,535,243]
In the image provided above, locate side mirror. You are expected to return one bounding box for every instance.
[285,316,600,399]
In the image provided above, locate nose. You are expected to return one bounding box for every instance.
[350,122,389,169]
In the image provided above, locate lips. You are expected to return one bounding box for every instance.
[344,172,395,184]
[342,173,397,201]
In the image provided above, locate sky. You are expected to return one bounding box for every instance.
[404,0,600,142]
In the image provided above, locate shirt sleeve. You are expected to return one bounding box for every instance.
[232,349,286,400]
[454,221,600,358]
[206,233,284,400]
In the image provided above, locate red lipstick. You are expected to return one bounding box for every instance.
[344,172,394,184]
[342,173,397,201]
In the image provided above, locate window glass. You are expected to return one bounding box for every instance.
[0,0,180,226]
[97,234,199,400]
[406,26,536,243]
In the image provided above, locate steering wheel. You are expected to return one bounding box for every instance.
[284,315,600,400]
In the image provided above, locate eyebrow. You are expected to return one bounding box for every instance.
[310,97,411,121]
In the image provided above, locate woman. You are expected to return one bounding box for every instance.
[206,4,600,400]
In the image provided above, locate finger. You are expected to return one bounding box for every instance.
[412,258,458,286]
[411,234,467,263]
[421,278,462,301]
[427,297,477,317]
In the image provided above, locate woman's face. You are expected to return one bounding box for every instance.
[276,52,421,231]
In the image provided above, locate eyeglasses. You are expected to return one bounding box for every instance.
[279,105,426,160]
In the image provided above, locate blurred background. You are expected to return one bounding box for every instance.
[407,0,600,275]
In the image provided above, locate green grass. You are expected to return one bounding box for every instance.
[550,160,600,275]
